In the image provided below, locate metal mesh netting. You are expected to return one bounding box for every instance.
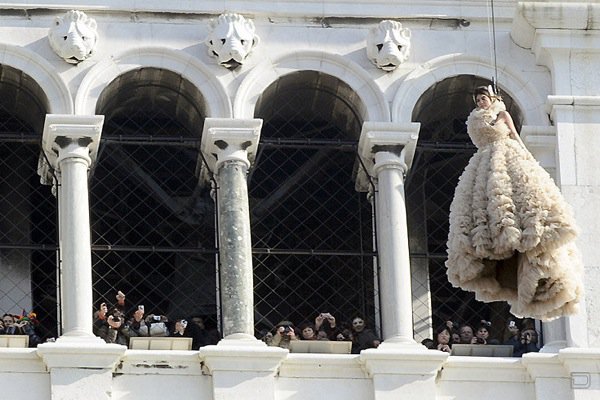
[251,72,378,333]
[0,109,59,341]
[90,107,218,324]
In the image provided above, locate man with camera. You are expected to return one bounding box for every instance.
[269,320,298,349]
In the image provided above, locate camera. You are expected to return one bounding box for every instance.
[475,337,485,344]
[153,315,161,321]
[112,315,121,323]
[282,325,292,334]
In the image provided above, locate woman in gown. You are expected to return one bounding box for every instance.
[446,85,583,321]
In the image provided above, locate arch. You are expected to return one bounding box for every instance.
[234,50,390,122]
[392,54,548,126]
[0,43,72,114]
[75,47,231,117]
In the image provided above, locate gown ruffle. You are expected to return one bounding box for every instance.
[445,101,583,321]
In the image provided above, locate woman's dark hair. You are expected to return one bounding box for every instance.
[434,325,453,346]
[473,85,502,103]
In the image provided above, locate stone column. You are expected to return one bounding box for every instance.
[38,115,126,400]
[356,122,420,346]
[201,118,262,341]
[39,114,104,340]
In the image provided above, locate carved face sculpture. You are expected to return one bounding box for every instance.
[48,10,98,64]
[205,13,259,70]
[366,20,411,71]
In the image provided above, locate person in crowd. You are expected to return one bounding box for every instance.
[269,320,298,349]
[503,318,521,352]
[451,330,461,344]
[433,325,453,353]
[171,318,189,337]
[123,304,147,338]
[314,312,338,340]
[0,318,4,335]
[458,324,474,344]
[514,328,540,357]
[258,328,274,346]
[350,315,380,353]
[473,320,500,345]
[139,313,169,337]
[299,322,318,340]
[2,312,42,347]
[421,338,435,349]
[335,328,353,342]
[188,315,220,349]
[93,301,128,345]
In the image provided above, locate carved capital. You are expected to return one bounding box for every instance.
[39,114,104,186]
[200,118,262,180]
[366,20,411,72]
[205,13,260,70]
[355,121,420,192]
[48,10,98,64]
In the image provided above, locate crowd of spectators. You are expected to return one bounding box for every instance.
[92,290,220,349]
[260,312,381,354]
[422,317,540,357]
[2,291,542,358]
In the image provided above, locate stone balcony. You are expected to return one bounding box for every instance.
[2,342,600,400]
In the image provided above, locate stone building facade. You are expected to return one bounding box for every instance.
[1,1,600,399]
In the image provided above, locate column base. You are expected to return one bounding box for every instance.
[200,340,288,400]
[37,339,126,370]
[378,335,420,349]
[218,333,266,347]
[360,347,448,400]
[37,338,126,400]
[540,340,568,353]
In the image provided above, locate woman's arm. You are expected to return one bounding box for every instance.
[497,110,527,149]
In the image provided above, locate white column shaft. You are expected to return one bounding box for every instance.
[374,152,414,343]
[58,156,94,337]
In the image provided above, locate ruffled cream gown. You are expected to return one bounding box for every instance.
[446,100,583,321]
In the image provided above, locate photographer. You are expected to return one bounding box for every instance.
[93,302,128,345]
[269,320,298,349]
[472,320,500,345]
[514,328,539,357]
[314,312,338,340]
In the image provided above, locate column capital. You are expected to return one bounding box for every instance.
[39,114,104,185]
[356,121,420,192]
[200,118,262,179]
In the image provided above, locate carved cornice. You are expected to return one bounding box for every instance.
[199,118,263,180]
[355,121,420,192]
